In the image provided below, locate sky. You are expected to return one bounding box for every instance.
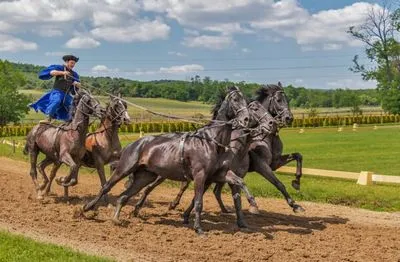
[0,0,388,89]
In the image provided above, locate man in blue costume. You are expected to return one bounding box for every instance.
[30,54,81,123]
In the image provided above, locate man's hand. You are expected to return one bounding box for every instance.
[73,81,81,88]
[50,70,71,77]
[62,71,71,77]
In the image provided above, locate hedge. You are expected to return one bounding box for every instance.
[1,115,399,137]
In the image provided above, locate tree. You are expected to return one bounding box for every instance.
[348,1,400,113]
[0,60,31,126]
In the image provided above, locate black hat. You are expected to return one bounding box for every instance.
[62,54,79,62]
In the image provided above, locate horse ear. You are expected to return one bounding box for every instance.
[278,81,282,88]
[118,93,121,98]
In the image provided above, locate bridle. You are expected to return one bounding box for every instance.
[75,93,102,118]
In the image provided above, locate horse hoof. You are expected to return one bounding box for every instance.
[182,217,190,225]
[112,218,123,226]
[237,221,249,229]
[195,228,206,236]
[132,210,139,217]
[293,205,305,213]
[107,203,114,209]
[62,179,77,187]
[291,180,300,191]
[55,177,65,186]
[168,203,177,210]
[37,194,44,200]
[248,206,260,215]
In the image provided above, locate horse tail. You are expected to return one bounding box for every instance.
[116,136,155,177]
[23,142,29,155]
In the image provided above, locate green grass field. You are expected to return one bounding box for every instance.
[0,231,112,262]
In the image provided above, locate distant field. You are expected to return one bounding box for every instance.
[20,89,384,122]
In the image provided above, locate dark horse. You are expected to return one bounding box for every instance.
[24,90,104,199]
[83,86,253,234]
[166,83,304,214]
[131,100,278,229]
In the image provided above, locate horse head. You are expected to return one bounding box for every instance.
[107,95,131,125]
[73,89,104,119]
[212,85,249,128]
[247,100,277,136]
[256,82,293,127]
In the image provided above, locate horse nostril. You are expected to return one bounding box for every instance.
[244,117,249,123]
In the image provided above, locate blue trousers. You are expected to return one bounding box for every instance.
[30,89,73,121]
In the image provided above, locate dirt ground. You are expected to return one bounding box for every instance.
[0,157,399,262]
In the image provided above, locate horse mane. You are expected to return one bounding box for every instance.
[211,85,239,120]
[69,93,82,120]
[255,83,284,103]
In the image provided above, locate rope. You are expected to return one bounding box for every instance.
[65,74,210,125]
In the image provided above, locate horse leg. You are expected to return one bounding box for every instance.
[37,157,53,191]
[83,163,135,212]
[228,184,248,228]
[36,157,54,199]
[94,159,109,204]
[56,153,79,199]
[42,162,61,196]
[213,182,231,213]
[56,153,79,187]
[193,173,207,235]
[253,156,304,213]
[182,181,211,225]
[169,180,190,210]
[28,149,40,193]
[132,175,166,217]
[271,153,303,191]
[112,172,158,224]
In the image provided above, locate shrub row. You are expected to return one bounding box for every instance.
[1,114,399,137]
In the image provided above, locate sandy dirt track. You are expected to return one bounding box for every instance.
[0,157,399,262]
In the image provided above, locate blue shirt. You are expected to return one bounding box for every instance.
[38,64,80,83]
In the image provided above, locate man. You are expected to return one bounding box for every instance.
[30,54,81,123]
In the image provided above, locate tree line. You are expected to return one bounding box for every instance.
[11,62,380,109]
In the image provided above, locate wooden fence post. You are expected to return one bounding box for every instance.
[357,171,373,186]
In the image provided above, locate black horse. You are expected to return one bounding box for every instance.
[131,100,278,229]
[167,83,305,214]
[83,86,253,234]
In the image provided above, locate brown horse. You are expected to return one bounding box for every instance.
[83,86,252,234]
[80,96,130,198]
[30,96,130,199]
[23,90,104,199]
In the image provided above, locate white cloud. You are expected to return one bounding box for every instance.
[37,27,63,37]
[183,28,200,36]
[45,51,66,57]
[92,65,110,72]
[159,64,204,74]
[0,21,14,32]
[0,34,37,52]
[65,36,101,49]
[182,35,233,50]
[91,65,120,76]
[168,51,186,57]
[323,43,343,51]
[141,0,380,50]
[91,19,170,42]
[241,48,251,53]
[326,78,377,89]
[252,1,380,50]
